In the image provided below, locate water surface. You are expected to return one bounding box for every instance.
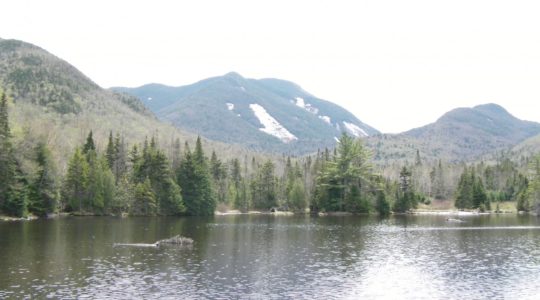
[1,214,540,299]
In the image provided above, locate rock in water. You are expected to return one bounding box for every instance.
[158,235,194,245]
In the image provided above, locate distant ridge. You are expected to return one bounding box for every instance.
[365,103,540,162]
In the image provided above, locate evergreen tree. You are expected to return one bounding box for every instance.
[251,160,277,210]
[112,133,127,182]
[86,151,105,212]
[313,133,373,213]
[430,160,446,200]
[133,137,184,215]
[131,179,157,216]
[415,149,422,166]
[375,190,390,216]
[393,166,418,212]
[177,137,215,215]
[82,130,96,155]
[28,142,57,216]
[455,168,474,209]
[288,178,307,211]
[106,131,115,169]
[63,148,89,212]
[455,167,489,210]
[210,150,227,204]
[473,176,488,211]
[0,92,29,217]
[111,175,134,215]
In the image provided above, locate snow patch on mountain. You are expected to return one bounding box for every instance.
[226,103,234,111]
[240,86,246,92]
[250,104,297,143]
[295,97,306,108]
[319,115,331,125]
[295,97,319,114]
[343,121,368,137]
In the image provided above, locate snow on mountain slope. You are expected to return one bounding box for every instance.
[343,121,369,137]
[250,104,298,143]
[113,72,380,154]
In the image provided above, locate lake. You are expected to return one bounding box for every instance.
[1,214,540,299]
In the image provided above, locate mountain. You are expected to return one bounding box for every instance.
[0,39,259,172]
[113,72,379,154]
[366,103,540,163]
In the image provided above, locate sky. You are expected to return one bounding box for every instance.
[1,0,540,133]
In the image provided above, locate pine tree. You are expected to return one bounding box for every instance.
[106,131,115,169]
[86,151,105,213]
[112,133,127,181]
[251,160,277,210]
[375,190,390,216]
[131,179,157,216]
[393,166,418,213]
[62,148,89,212]
[415,149,422,166]
[313,133,373,213]
[0,92,28,217]
[473,177,488,211]
[455,168,474,209]
[0,92,16,213]
[82,130,96,155]
[210,150,227,204]
[132,136,184,215]
[28,142,57,216]
[288,178,307,211]
[177,137,215,215]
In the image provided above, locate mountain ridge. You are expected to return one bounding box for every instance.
[0,38,265,173]
[366,103,540,163]
[114,72,379,154]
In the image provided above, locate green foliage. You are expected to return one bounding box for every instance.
[133,137,185,215]
[375,191,390,216]
[177,137,215,215]
[455,167,489,210]
[0,92,18,214]
[250,160,278,210]
[393,167,423,213]
[288,178,307,211]
[27,142,57,216]
[83,131,96,155]
[131,179,157,216]
[62,147,89,212]
[313,133,375,213]
[210,151,228,204]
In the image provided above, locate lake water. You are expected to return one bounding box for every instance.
[1,214,540,299]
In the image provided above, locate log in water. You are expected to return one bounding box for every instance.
[113,235,193,248]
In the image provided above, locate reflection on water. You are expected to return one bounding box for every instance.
[1,215,540,299]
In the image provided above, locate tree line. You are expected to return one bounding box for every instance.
[2,90,540,217]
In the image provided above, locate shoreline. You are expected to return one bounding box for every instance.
[0,208,525,222]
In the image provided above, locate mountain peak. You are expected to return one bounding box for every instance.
[397,103,540,161]
[114,74,379,154]
[473,103,511,117]
[223,71,244,79]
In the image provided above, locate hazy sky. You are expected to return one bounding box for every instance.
[2,0,540,133]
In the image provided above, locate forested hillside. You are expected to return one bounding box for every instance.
[366,104,540,163]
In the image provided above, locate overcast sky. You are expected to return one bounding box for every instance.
[2,0,540,133]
